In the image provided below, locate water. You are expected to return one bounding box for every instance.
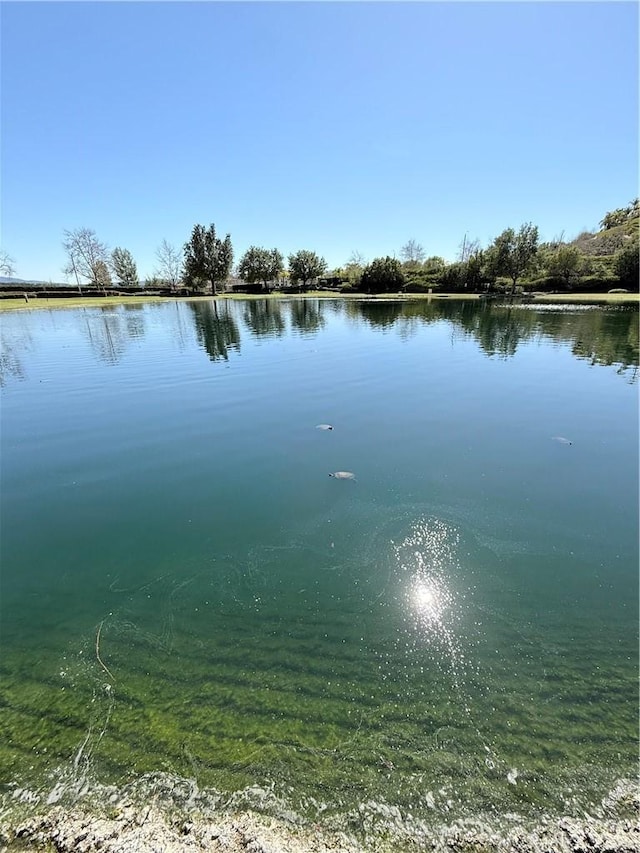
[1,297,637,841]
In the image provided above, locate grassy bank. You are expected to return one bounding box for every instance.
[0,294,168,311]
[0,291,637,312]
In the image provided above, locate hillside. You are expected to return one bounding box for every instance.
[570,216,639,257]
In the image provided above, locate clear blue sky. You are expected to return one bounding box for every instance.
[1,1,638,282]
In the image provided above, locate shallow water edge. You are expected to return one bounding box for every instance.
[1,774,638,853]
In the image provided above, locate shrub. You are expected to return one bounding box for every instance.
[614,240,639,289]
[361,257,405,293]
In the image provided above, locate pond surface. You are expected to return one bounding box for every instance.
[1,297,638,838]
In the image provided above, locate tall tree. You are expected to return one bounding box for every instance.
[487,223,539,292]
[62,227,110,287]
[184,223,233,294]
[360,256,405,293]
[288,250,327,291]
[155,239,183,291]
[111,247,138,287]
[0,250,15,277]
[238,247,283,291]
[464,249,487,290]
[400,239,426,267]
[457,235,481,264]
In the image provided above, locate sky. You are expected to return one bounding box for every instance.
[1,1,638,282]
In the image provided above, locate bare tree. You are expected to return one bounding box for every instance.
[62,228,110,288]
[155,239,183,291]
[0,250,15,277]
[457,235,481,263]
[399,239,426,266]
[346,250,367,267]
[343,251,367,287]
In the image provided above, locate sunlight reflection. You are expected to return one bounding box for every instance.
[392,518,463,659]
[410,576,449,624]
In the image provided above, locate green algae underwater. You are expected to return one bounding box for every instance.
[0,298,637,841]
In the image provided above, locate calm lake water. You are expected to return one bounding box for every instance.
[1,297,638,839]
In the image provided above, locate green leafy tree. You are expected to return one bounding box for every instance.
[614,239,639,289]
[184,223,233,294]
[94,260,112,289]
[464,249,488,290]
[440,262,464,291]
[360,256,405,294]
[288,250,327,291]
[111,247,138,287]
[487,223,539,292]
[238,247,284,291]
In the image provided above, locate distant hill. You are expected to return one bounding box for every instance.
[0,276,28,284]
[0,276,67,286]
[570,217,639,257]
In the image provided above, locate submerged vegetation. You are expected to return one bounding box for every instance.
[1,297,637,851]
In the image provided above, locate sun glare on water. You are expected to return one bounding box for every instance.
[411,578,444,621]
[393,519,460,639]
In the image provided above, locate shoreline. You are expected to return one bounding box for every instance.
[2,801,638,853]
[0,291,638,312]
[1,776,638,853]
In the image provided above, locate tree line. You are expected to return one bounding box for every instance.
[46,224,330,295]
[1,198,637,293]
[354,201,638,295]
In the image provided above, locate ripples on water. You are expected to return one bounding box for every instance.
[0,299,637,845]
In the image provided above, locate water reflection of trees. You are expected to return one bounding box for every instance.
[451,301,538,359]
[189,300,240,362]
[242,299,286,338]
[561,309,639,377]
[347,300,405,328]
[349,299,638,378]
[289,299,325,335]
[82,305,146,364]
[0,332,29,384]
